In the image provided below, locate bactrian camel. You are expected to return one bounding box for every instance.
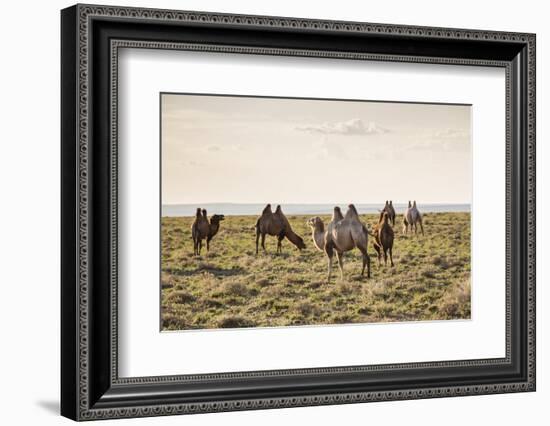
[191,208,225,255]
[372,211,395,266]
[403,200,424,235]
[255,204,306,254]
[309,204,371,281]
[382,200,396,226]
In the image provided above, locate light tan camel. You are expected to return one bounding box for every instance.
[382,200,396,226]
[372,211,394,266]
[307,216,326,252]
[191,208,210,255]
[323,204,371,281]
[255,204,305,254]
[403,200,424,235]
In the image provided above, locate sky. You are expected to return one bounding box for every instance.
[161,94,471,205]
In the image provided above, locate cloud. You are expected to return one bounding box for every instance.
[296,118,389,136]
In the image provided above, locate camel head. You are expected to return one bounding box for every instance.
[210,214,225,224]
[294,234,306,250]
[307,216,324,231]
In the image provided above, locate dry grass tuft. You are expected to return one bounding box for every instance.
[437,280,471,319]
[217,315,256,328]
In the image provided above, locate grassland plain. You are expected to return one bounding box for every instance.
[161,212,471,330]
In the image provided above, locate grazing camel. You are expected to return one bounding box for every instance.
[255,204,306,254]
[191,208,210,255]
[403,200,424,235]
[323,204,371,281]
[372,211,394,266]
[382,200,396,226]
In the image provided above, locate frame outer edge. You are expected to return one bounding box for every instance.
[67,4,536,421]
[61,4,80,422]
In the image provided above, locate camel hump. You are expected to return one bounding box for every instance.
[332,206,344,221]
[261,204,272,215]
[345,204,359,219]
[275,205,282,213]
[195,208,202,218]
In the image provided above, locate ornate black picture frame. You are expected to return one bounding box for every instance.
[61,4,536,421]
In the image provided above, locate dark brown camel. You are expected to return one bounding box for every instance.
[206,214,225,251]
[191,208,209,255]
[255,204,305,254]
[191,208,224,255]
[382,200,396,226]
[372,211,394,267]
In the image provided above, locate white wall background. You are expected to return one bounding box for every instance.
[0,0,546,424]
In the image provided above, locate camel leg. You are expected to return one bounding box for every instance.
[389,246,394,267]
[255,229,260,254]
[419,219,424,235]
[197,240,202,255]
[413,223,417,235]
[261,233,267,253]
[402,220,408,235]
[335,251,344,281]
[325,244,334,282]
[383,247,388,266]
[206,236,211,252]
[373,242,381,266]
[277,232,285,254]
[358,245,371,278]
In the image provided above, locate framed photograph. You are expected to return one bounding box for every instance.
[61,4,536,421]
